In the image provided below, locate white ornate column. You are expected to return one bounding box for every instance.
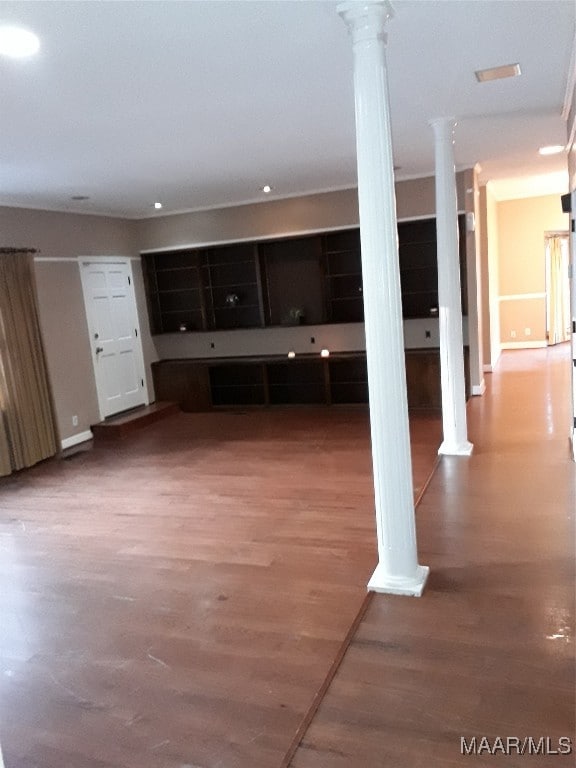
[339,1,428,596]
[430,117,473,456]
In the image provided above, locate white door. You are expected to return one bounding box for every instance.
[80,258,148,419]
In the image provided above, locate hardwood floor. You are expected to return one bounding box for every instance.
[0,406,441,768]
[289,345,575,767]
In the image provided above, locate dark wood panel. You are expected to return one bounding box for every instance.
[142,218,468,333]
[151,360,211,411]
[152,351,464,412]
[261,236,326,326]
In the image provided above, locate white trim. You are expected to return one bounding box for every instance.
[483,363,493,373]
[140,212,466,255]
[500,341,548,350]
[79,255,138,266]
[499,292,546,301]
[562,28,576,121]
[61,430,93,450]
[471,379,486,396]
[35,255,140,263]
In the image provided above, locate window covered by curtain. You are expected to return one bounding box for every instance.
[0,249,58,477]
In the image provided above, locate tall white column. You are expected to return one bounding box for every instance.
[430,118,473,456]
[339,1,428,597]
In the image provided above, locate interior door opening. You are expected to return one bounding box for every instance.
[545,233,570,346]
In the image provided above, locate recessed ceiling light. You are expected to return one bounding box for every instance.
[262,185,272,194]
[70,195,90,201]
[475,63,521,83]
[0,26,40,58]
[154,202,163,209]
[538,145,565,156]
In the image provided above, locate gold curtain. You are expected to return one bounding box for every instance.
[0,250,58,477]
[547,236,570,346]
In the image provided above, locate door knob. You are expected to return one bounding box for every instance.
[95,346,104,354]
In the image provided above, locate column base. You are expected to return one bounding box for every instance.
[367,563,430,597]
[438,440,473,456]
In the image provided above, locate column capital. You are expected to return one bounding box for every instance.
[338,1,394,44]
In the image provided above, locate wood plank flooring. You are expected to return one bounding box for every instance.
[289,345,575,767]
[0,406,441,768]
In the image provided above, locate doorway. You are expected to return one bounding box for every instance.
[545,233,570,346]
[79,258,148,420]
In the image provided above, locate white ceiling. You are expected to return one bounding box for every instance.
[0,0,574,219]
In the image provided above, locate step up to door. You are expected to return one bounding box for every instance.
[91,401,180,441]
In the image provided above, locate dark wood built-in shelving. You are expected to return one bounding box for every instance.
[152,348,469,413]
[142,217,468,336]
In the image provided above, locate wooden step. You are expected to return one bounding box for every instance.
[91,401,179,441]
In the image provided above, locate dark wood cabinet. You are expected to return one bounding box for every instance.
[143,217,468,335]
[267,360,327,404]
[260,236,326,326]
[143,249,205,334]
[202,243,264,330]
[152,348,468,413]
[210,363,266,406]
[323,229,364,323]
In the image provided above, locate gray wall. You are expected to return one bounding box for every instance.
[0,173,474,446]
[0,207,144,442]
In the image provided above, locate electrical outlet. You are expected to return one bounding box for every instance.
[510,330,516,338]
[72,415,78,427]
[525,327,531,336]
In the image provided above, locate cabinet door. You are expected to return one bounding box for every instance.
[267,360,326,404]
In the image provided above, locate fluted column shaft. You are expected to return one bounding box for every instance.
[339,1,428,596]
[430,117,473,456]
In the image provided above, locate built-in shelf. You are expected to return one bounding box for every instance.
[151,348,469,413]
[142,217,467,335]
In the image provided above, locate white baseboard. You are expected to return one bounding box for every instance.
[61,430,93,450]
[500,341,547,350]
[471,379,486,396]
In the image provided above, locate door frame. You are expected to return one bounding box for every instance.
[79,256,149,421]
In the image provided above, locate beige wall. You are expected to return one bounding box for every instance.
[0,206,143,442]
[497,195,568,345]
[0,173,475,445]
[136,176,468,252]
[463,167,484,391]
[478,184,501,370]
